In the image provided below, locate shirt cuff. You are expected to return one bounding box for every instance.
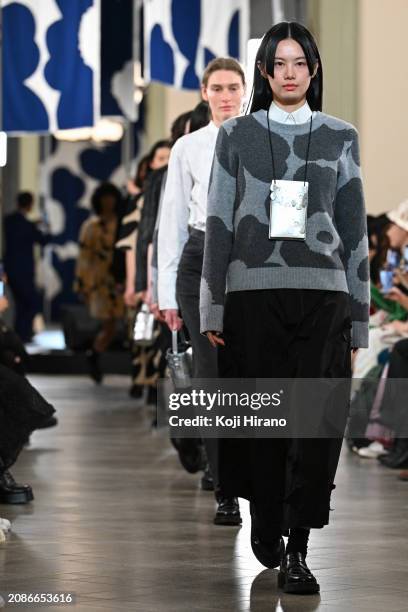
[158,276,178,310]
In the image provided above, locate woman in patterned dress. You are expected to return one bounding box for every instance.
[75,183,125,382]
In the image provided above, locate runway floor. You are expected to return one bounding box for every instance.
[1,375,408,611]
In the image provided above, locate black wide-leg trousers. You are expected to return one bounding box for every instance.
[218,288,352,532]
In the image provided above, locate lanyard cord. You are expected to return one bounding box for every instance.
[266,107,313,186]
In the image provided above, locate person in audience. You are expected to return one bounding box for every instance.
[353,207,408,381]
[4,191,50,342]
[158,58,246,525]
[376,330,408,471]
[0,287,55,505]
[75,183,125,383]
[386,199,408,252]
[200,23,368,594]
[346,214,407,458]
[367,214,390,285]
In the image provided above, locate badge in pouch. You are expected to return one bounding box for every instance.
[266,109,313,242]
[269,180,309,240]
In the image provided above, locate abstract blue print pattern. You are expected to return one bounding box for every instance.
[144,0,249,89]
[3,0,100,133]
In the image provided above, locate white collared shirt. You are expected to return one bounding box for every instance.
[158,121,219,309]
[269,100,314,124]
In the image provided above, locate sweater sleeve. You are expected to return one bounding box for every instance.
[334,128,370,348]
[200,125,238,334]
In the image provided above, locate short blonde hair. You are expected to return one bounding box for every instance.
[202,57,245,87]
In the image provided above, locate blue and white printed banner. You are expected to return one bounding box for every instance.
[144,0,249,89]
[101,0,137,120]
[2,0,100,134]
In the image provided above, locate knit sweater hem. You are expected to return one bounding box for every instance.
[201,265,368,347]
[226,266,349,294]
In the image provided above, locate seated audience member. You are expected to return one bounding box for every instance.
[377,332,408,471]
[349,205,408,458]
[0,292,56,504]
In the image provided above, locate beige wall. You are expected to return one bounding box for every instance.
[144,83,199,150]
[309,0,358,126]
[358,0,408,215]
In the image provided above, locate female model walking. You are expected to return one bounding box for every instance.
[200,22,369,594]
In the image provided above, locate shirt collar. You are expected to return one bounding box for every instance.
[269,101,312,125]
[207,120,219,133]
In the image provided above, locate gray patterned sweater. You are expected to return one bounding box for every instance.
[199,110,369,348]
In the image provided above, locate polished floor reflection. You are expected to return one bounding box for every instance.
[1,375,407,611]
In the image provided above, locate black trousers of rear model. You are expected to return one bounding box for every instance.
[176,229,219,486]
[218,288,352,533]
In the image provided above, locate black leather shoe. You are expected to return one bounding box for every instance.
[278,552,319,594]
[214,496,241,526]
[86,350,103,384]
[35,415,58,429]
[378,439,408,468]
[146,386,157,406]
[251,529,284,569]
[249,502,284,568]
[201,465,214,491]
[129,384,144,399]
[177,439,205,474]
[0,471,34,504]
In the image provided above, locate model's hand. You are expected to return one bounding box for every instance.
[124,287,137,307]
[150,302,166,322]
[206,331,225,347]
[162,309,183,331]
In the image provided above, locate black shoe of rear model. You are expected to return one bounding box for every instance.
[378,439,408,468]
[129,384,144,399]
[214,496,241,526]
[146,386,158,406]
[177,439,205,474]
[250,502,284,568]
[86,350,103,384]
[0,471,34,504]
[278,552,320,594]
[201,464,214,491]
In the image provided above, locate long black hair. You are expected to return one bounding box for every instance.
[189,101,210,133]
[250,22,323,113]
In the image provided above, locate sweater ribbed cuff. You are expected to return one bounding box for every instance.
[352,320,369,349]
[200,305,224,335]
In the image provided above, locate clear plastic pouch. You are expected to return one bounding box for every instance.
[269,179,308,240]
